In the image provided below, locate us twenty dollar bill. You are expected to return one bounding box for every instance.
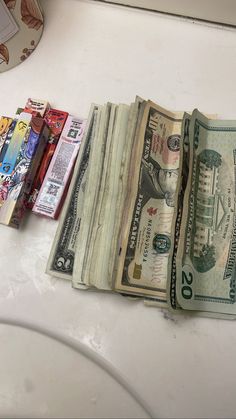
[115,100,183,302]
[167,113,191,310]
[46,105,99,280]
[176,110,236,316]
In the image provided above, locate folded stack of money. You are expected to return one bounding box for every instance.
[47,97,236,319]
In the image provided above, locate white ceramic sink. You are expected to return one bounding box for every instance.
[0,323,149,418]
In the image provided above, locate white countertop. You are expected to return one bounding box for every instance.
[1,1,236,417]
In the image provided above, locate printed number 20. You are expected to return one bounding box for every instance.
[181,271,193,299]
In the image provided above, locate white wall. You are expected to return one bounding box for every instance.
[96,0,236,26]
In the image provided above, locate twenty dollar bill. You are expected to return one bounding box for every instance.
[176,110,236,315]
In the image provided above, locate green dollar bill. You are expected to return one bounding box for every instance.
[88,103,132,290]
[72,103,112,289]
[78,103,119,290]
[176,110,236,315]
[111,97,145,286]
[115,100,183,300]
[167,112,191,310]
[46,105,99,281]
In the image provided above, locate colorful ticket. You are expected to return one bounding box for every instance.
[0,116,49,227]
[0,116,13,155]
[0,112,31,177]
[24,98,50,117]
[33,115,86,219]
[27,108,68,208]
[0,118,19,168]
[0,108,24,168]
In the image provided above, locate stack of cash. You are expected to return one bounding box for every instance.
[47,97,236,319]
